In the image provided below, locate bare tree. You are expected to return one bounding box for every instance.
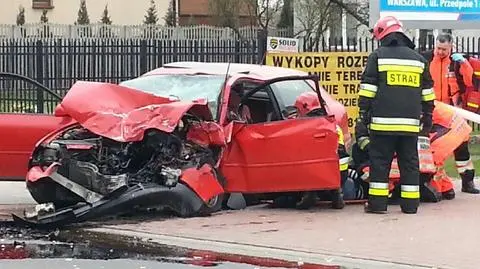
[277,0,293,29]
[209,0,283,38]
[208,0,241,28]
[329,0,369,27]
[295,0,335,50]
[244,0,283,30]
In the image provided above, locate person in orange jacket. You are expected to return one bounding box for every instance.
[422,32,479,198]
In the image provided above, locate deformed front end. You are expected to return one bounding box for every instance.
[15,82,228,228]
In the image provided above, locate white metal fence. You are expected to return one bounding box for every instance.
[0,23,292,40]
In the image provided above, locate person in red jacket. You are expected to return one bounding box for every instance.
[422,32,479,196]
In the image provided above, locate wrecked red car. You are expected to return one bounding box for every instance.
[7,62,350,227]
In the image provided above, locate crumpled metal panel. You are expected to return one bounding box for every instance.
[54,81,213,142]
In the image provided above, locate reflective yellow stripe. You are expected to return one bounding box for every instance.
[370,117,420,132]
[371,117,419,125]
[370,182,388,188]
[359,89,376,98]
[358,137,370,150]
[467,102,479,108]
[369,182,389,197]
[378,58,425,69]
[378,65,424,74]
[370,123,420,132]
[422,93,436,101]
[370,188,389,196]
[359,83,377,98]
[474,71,480,76]
[361,83,378,92]
[422,88,434,95]
[339,157,349,171]
[422,88,436,101]
[378,59,425,74]
[401,185,420,199]
[336,125,345,145]
[401,191,420,199]
[401,185,419,192]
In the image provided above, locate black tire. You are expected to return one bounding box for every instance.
[27,178,83,209]
[295,192,318,209]
[272,195,298,208]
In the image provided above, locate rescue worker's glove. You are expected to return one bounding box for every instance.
[420,113,433,136]
[355,110,371,152]
[452,53,466,63]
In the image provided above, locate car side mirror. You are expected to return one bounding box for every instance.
[54,104,67,116]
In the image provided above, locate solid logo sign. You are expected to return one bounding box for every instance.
[267,36,299,53]
[270,38,279,49]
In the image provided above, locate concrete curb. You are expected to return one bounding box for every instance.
[86,227,443,269]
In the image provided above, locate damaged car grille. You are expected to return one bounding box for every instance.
[31,118,215,196]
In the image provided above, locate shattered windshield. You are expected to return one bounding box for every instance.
[119,74,225,119]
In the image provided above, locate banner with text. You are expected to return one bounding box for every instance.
[266,52,369,133]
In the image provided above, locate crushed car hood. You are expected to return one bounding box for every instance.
[55,81,213,142]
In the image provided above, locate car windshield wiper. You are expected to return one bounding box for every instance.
[168,94,180,101]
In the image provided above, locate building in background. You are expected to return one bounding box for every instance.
[177,0,255,26]
[0,0,257,27]
[1,0,169,25]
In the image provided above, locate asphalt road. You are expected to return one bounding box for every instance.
[2,180,480,268]
[0,182,315,269]
[0,182,35,205]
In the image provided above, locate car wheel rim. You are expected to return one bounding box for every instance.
[206,195,219,208]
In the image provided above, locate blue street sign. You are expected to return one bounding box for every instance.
[379,0,480,21]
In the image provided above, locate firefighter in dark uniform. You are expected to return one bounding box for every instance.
[355,16,435,214]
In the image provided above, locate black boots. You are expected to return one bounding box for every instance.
[460,170,480,194]
[421,181,443,202]
[330,189,345,209]
[442,189,456,200]
[364,202,387,214]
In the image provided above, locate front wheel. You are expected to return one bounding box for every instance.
[197,168,226,216]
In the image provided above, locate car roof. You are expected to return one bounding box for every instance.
[143,61,309,80]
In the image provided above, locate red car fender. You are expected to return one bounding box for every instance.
[180,164,224,202]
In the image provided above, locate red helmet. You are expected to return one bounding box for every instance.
[371,16,404,41]
[294,91,321,117]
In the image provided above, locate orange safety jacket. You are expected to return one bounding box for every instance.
[425,51,474,105]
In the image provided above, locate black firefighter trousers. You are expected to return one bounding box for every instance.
[368,134,420,213]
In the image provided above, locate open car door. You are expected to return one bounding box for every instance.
[0,73,72,180]
[220,76,341,194]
